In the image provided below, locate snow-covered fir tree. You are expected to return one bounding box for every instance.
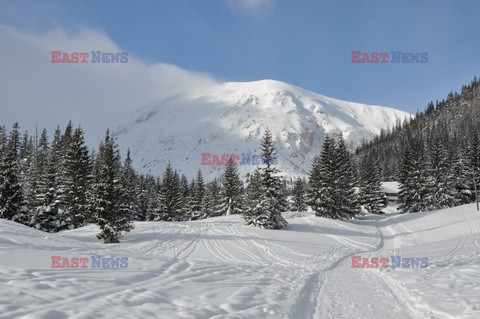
[203,178,222,217]
[121,149,141,221]
[333,136,359,218]
[65,126,92,227]
[148,163,181,221]
[358,154,385,214]
[244,129,287,229]
[308,136,336,218]
[135,174,156,221]
[177,174,190,220]
[244,167,262,222]
[425,138,457,210]
[93,130,133,243]
[451,149,472,204]
[0,123,27,223]
[35,127,66,231]
[189,169,205,220]
[308,135,358,219]
[398,139,428,214]
[218,157,243,215]
[291,177,307,212]
[0,125,6,159]
[146,177,162,221]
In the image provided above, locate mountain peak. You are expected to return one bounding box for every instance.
[115,79,411,180]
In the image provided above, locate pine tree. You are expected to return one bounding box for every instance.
[218,157,243,215]
[149,163,181,221]
[291,177,307,211]
[136,174,155,221]
[0,123,27,223]
[66,127,92,227]
[94,130,133,243]
[0,125,6,159]
[38,127,66,231]
[425,139,457,210]
[54,122,74,222]
[308,135,359,219]
[308,136,336,218]
[464,131,480,202]
[245,167,262,218]
[451,150,471,204]
[333,135,359,219]
[177,174,190,220]
[244,129,287,229]
[398,139,428,213]
[18,131,33,204]
[203,178,222,217]
[146,177,162,221]
[122,149,140,220]
[358,154,385,214]
[189,169,205,220]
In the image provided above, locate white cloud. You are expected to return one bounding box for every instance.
[227,0,276,15]
[0,24,219,145]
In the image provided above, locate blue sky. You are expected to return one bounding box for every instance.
[1,0,479,114]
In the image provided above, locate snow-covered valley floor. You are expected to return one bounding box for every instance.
[1,204,479,319]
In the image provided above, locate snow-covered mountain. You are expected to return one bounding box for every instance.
[115,79,410,179]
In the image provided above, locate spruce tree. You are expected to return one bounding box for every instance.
[18,131,33,204]
[94,130,133,243]
[66,127,92,227]
[55,122,74,221]
[291,177,307,211]
[451,150,471,204]
[0,125,6,159]
[189,169,205,220]
[203,178,222,217]
[333,136,359,219]
[40,127,66,231]
[146,177,162,221]
[27,129,50,211]
[149,164,181,221]
[218,157,243,215]
[398,139,428,213]
[244,129,287,229]
[358,154,385,214]
[0,123,27,223]
[136,174,155,221]
[177,174,190,220]
[245,167,262,217]
[425,139,457,210]
[308,136,336,218]
[122,149,140,221]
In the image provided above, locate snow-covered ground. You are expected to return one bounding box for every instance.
[1,204,479,318]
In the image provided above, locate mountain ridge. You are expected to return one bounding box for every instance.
[115,79,411,180]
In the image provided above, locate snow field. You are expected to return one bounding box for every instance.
[0,204,479,318]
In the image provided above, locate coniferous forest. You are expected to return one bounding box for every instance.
[356,76,480,213]
[1,77,480,242]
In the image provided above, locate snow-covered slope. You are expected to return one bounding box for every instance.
[115,80,410,179]
[0,205,479,318]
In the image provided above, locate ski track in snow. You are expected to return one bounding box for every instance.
[464,205,477,235]
[0,205,479,318]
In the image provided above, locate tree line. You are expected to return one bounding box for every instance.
[8,75,477,243]
[356,76,480,214]
[0,124,306,241]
